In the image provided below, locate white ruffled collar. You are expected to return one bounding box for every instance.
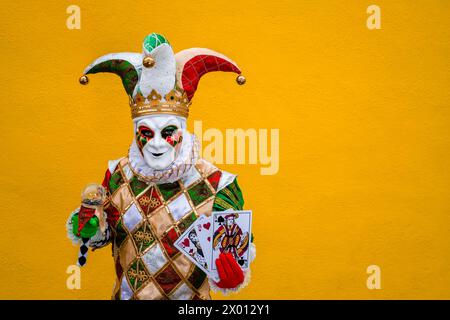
[128,132,199,184]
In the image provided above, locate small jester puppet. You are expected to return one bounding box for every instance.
[66,33,255,300]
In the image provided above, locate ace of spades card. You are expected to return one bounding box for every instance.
[210,210,252,272]
[174,222,210,275]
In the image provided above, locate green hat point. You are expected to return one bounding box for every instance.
[143,33,170,53]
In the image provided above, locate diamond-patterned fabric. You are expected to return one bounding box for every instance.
[137,186,162,215]
[120,276,133,300]
[127,258,150,291]
[132,222,155,253]
[170,283,193,300]
[142,243,168,274]
[122,203,143,232]
[181,55,241,100]
[168,193,192,221]
[107,157,229,300]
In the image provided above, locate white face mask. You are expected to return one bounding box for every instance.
[134,115,186,170]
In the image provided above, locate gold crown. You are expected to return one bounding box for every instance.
[129,89,191,119]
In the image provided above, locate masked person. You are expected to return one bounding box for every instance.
[66,33,255,300]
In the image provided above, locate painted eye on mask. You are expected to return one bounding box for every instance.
[141,129,154,138]
[161,125,177,139]
[161,125,182,147]
[136,126,154,150]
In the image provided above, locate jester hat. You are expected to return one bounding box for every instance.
[79,33,245,119]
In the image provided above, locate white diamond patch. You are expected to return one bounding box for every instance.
[122,203,143,232]
[170,283,194,300]
[181,167,202,188]
[217,170,236,191]
[168,193,192,221]
[142,244,168,274]
[122,164,134,181]
[120,276,133,300]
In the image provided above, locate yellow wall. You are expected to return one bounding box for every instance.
[0,0,449,299]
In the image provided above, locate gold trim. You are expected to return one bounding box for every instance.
[214,197,235,210]
[221,187,239,207]
[130,89,191,119]
[131,104,189,119]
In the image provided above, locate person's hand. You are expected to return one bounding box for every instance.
[71,214,99,238]
[214,252,244,289]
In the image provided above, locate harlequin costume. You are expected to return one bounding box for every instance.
[66,33,255,300]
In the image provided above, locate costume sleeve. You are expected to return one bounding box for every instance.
[65,168,114,250]
[209,178,256,295]
[213,177,244,211]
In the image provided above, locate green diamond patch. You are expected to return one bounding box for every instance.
[187,181,213,206]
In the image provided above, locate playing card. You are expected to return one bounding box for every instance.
[192,215,220,280]
[210,210,252,272]
[195,211,232,270]
[174,221,210,275]
[194,215,213,265]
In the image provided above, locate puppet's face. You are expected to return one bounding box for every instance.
[81,183,106,206]
[135,115,184,170]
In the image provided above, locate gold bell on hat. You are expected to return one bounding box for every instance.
[79,75,89,85]
[143,56,155,68]
[236,75,246,85]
